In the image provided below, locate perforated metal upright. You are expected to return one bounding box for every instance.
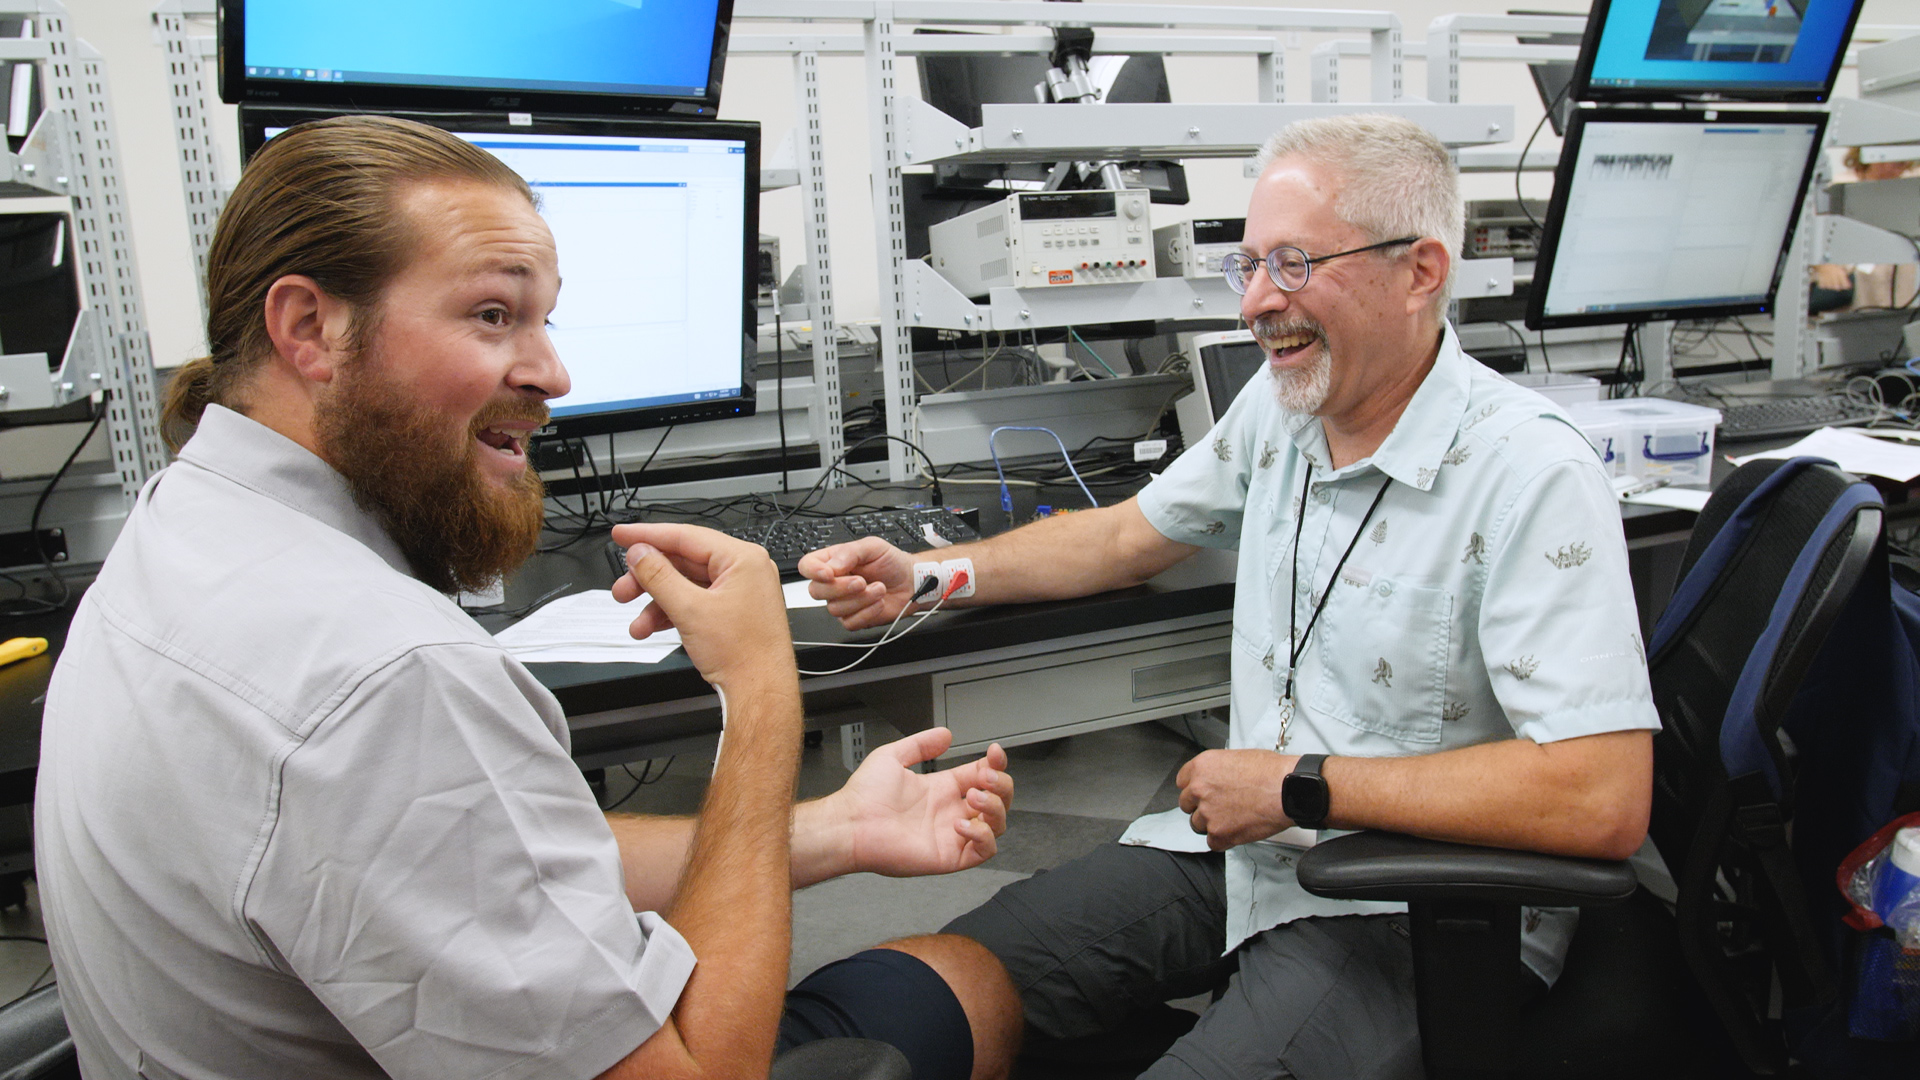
[792,47,845,479]
[863,3,921,481]
[151,0,223,294]
[11,0,166,502]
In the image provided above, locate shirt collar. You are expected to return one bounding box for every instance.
[176,405,414,578]
[1282,322,1472,491]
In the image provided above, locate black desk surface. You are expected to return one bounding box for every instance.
[3,444,1873,803]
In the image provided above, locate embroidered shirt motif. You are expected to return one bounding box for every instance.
[1462,533,1487,565]
[1545,542,1592,570]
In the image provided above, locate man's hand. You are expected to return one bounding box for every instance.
[610,522,794,695]
[799,729,1014,883]
[798,537,920,631]
[1177,749,1298,850]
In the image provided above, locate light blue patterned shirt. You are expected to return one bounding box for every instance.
[1128,323,1659,983]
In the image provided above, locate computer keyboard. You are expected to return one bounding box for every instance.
[1715,395,1880,443]
[724,507,981,580]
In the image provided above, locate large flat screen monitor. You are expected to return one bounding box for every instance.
[219,1,733,117]
[242,109,759,437]
[1570,0,1866,103]
[1525,108,1826,329]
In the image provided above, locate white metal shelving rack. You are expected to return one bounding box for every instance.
[737,1,1517,481]
[2,1,164,512]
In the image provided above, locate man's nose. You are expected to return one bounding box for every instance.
[516,329,571,400]
[1239,262,1291,325]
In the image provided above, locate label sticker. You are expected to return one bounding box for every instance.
[1048,269,1074,284]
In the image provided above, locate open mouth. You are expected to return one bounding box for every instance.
[1257,328,1322,364]
[475,426,528,460]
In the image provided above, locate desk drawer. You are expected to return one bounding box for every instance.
[854,624,1231,752]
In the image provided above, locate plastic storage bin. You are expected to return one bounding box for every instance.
[1508,372,1603,408]
[1564,401,1629,478]
[1566,399,1722,488]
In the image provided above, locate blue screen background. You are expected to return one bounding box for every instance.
[245,0,723,93]
[1589,0,1855,92]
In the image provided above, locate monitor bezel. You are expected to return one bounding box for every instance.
[217,0,734,118]
[238,106,760,438]
[1523,106,1830,331]
[1568,0,1865,105]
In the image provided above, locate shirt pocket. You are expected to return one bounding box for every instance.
[1314,577,1452,747]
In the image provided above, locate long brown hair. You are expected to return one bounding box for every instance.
[161,115,534,450]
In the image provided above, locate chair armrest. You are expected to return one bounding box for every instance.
[1295,831,1637,907]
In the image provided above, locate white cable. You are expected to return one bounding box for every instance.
[795,585,952,676]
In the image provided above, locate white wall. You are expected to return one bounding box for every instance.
[52,0,1920,373]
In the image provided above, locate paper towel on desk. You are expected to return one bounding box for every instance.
[1730,427,1920,482]
[493,590,682,664]
[492,581,827,664]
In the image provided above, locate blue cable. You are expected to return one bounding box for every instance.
[1067,327,1121,377]
[988,425,1099,514]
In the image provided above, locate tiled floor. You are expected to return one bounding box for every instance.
[595,718,1204,985]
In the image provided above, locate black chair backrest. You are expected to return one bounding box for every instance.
[1646,458,1883,1074]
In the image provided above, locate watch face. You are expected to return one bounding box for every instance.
[1283,772,1329,827]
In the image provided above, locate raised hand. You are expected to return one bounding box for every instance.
[610,522,794,696]
[806,729,1014,878]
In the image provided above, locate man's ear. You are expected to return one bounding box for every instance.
[263,275,355,384]
[1404,237,1451,316]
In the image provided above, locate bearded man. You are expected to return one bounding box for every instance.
[798,114,1660,1079]
[35,115,1022,1080]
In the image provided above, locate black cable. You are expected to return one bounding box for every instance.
[12,403,108,615]
[598,757,676,812]
[1514,80,1569,231]
[774,307,789,493]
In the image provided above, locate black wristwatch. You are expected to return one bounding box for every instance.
[1282,754,1331,829]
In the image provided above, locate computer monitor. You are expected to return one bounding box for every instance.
[1525,108,1827,329]
[218,0,733,117]
[0,210,79,373]
[1172,329,1265,445]
[1570,0,1866,103]
[242,109,759,437]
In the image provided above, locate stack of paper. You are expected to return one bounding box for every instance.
[1730,427,1920,482]
[493,590,682,664]
[492,581,828,665]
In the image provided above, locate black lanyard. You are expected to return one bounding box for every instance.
[1280,463,1392,747]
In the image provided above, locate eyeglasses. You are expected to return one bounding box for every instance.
[1221,236,1421,295]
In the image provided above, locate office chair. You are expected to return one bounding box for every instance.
[0,984,76,1080]
[1299,457,1884,1079]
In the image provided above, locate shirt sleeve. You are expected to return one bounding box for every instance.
[1478,453,1661,745]
[248,644,693,1080]
[1138,371,1270,548]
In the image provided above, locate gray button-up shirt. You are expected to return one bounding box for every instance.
[36,405,693,1080]
[1128,325,1659,982]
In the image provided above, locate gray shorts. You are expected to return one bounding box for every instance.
[943,842,1425,1080]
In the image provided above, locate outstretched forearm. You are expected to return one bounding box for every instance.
[932,497,1199,605]
[1323,730,1652,859]
[1181,729,1652,860]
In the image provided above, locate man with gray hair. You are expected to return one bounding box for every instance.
[797,113,1658,1078]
